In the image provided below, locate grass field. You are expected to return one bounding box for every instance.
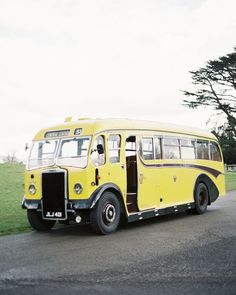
[0,163,236,236]
[225,172,236,192]
[0,163,31,236]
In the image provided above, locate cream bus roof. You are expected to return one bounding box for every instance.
[34,118,217,141]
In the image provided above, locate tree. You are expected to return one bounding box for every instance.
[212,126,236,165]
[183,47,236,139]
[3,150,18,164]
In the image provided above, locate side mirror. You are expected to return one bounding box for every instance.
[97,144,104,155]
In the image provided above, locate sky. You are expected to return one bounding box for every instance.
[0,0,236,160]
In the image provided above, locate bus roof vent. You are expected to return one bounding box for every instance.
[77,118,91,120]
[64,116,72,122]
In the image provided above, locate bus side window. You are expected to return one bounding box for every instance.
[108,135,121,163]
[163,138,180,159]
[181,139,196,160]
[196,140,209,160]
[210,141,222,162]
[91,135,106,166]
[154,137,162,159]
[141,138,154,160]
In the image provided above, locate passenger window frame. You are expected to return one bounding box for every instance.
[154,136,162,160]
[140,137,155,161]
[108,134,121,164]
[210,141,222,162]
[162,136,181,160]
[196,140,210,160]
[180,138,196,160]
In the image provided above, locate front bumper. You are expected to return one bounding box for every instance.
[22,197,91,211]
[22,197,91,223]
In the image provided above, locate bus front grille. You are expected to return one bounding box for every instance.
[42,171,67,220]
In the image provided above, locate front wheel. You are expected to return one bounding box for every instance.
[90,191,121,235]
[27,210,56,231]
[194,183,209,214]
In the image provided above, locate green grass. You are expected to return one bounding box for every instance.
[0,163,31,236]
[225,172,236,191]
[0,163,235,236]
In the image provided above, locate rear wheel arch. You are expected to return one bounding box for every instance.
[194,174,219,205]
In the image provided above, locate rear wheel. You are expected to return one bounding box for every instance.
[194,183,209,214]
[90,191,121,235]
[27,210,56,231]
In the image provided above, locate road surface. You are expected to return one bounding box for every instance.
[0,191,236,294]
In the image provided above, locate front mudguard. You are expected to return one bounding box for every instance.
[71,183,123,209]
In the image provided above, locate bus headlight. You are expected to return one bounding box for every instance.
[29,184,36,195]
[74,183,83,194]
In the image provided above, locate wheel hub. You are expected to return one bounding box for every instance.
[103,204,116,224]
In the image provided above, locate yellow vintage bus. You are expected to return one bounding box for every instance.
[22,118,225,234]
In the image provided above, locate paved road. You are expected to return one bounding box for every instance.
[0,191,236,295]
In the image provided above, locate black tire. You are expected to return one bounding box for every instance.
[27,210,56,231]
[194,182,209,214]
[90,191,121,235]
